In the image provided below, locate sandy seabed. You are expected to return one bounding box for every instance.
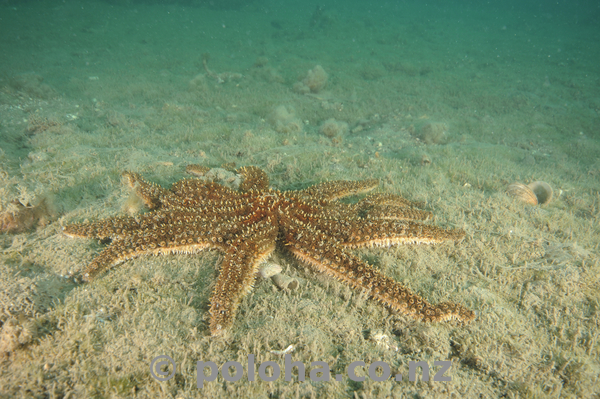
[1,1,599,397]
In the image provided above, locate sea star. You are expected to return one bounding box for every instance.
[63,165,474,336]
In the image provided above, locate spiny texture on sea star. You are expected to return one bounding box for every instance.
[63,165,474,335]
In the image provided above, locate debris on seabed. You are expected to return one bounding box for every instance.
[270,345,295,356]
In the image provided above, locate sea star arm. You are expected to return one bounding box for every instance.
[79,237,144,281]
[63,216,141,240]
[284,220,473,323]
[357,193,421,208]
[209,221,277,335]
[237,166,270,191]
[289,204,462,247]
[122,172,182,210]
[70,210,235,281]
[352,193,432,221]
[327,219,465,248]
[298,179,379,201]
[170,179,242,205]
[294,200,432,225]
[359,205,433,221]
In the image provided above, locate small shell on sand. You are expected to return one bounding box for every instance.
[368,330,399,352]
[259,262,299,290]
[506,181,553,206]
[271,274,299,291]
[259,262,282,278]
[528,181,553,205]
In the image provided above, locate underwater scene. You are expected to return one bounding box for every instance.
[1,0,599,397]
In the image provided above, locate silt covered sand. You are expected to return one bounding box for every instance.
[1,1,599,397]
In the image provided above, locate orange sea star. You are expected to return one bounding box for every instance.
[63,165,474,335]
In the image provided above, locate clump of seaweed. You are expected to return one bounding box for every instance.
[293,65,328,94]
[319,118,348,139]
[0,318,36,359]
[0,198,53,234]
[269,105,303,133]
[409,120,448,144]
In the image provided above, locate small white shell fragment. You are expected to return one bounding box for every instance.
[369,330,399,352]
[259,262,282,278]
[270,345,295,355]
[271,273,299,291]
